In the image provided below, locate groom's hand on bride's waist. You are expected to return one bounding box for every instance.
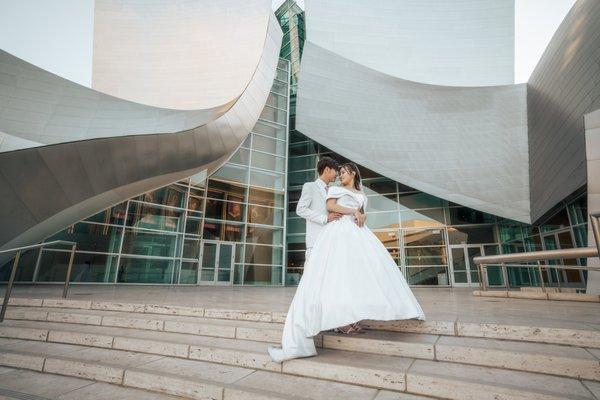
[353,210,366,227]
[327,212,343,223]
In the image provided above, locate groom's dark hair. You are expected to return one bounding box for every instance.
[316,156,339,175]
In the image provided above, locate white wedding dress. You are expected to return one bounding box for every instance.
[268,186,425,363]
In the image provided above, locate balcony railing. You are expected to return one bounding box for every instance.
[0,240,77,322]
[473,213,600,293]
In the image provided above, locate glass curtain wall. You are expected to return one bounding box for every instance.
[1,59,290,286]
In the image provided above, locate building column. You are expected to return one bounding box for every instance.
[585,109,600,294]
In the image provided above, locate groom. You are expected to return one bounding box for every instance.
[296,156,365,265]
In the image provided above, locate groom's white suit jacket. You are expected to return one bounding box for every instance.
[296,178,328,249]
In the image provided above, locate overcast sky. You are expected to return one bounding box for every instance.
[0,0,578,87]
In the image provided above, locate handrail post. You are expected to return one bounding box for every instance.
[62,244,76,299]
[502,262,509,290]
[0,250,21,322]
[591,214,600,256]
[477,263,483,291]
[536,261,546,293]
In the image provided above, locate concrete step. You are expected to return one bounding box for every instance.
[0,337,596,400]
[473,289,600,302]
[6,297,600,349]
[0,365,185,399]
[2,317,600,383]
[5,301,600,351]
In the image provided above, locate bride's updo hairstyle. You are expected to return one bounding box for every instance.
[340,162,362,192]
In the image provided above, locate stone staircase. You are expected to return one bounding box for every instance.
[0,298,598,399]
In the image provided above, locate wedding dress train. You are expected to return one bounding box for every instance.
[268,186,426,363]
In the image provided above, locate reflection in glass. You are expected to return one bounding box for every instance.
[117,257,174,284]
[245,244,283,265]
[202,220,244,242]
[244,265,282,285]
[400,209,445,228]
[365,211,399,230]
[403,228,445,246]
[121,229,178,258]
[246,225,283,246]
[447,225,496,244]
[406,266,448,285]
[179,261,198,284]
[136,184,187,208]
[85,202,127,225]
[48,223,122,253]
[37,251,119,283]
[127,202,183,232]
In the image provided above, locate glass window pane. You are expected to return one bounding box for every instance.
[244,265,282,285]
[289,155,316,171]
[117,257,174,284]
[266,91,287,109]
[289,142,318,156]
[182,238,201,259]
[185,215,202,236]
[179,261,197,284]
[362,178,397,195]
[249,170,285,191]
[246,225,283,245]
[448,226,496,244]
[253,120,286,140]
[47,223,122,253]
[260,106,287,125]
[248,187,284,208]
[84,202,127,225]
[403,228,446,246]
[135,184,187,208]
[229,148,250,166]
[205,199,245,222]
[248,205,283,226]
[401,209,445,228]
[127,202,184,232]
[251,151,286,173]
[0,249,38,282]
[245,244,283,265]
[289,170,315,187]
[406,266,449,285]
[372,230,400,248]
[448,207,495,225]
[207,179,247,202]
[366,194,398,212]
[287,218,305,234]
[365,211,399,230]
[37,251,118,283]
[252,135,286,155]
[398,192,443,210]
[121,229,178,258]
[202,220,245,242]
[210,163,248,185]
[405,247,447,266]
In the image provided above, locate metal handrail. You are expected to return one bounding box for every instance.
[473,213,600,293]
[0,240,77,322]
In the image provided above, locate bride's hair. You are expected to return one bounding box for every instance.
[340,162,363,192]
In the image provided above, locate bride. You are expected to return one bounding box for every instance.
[268,162,426,363]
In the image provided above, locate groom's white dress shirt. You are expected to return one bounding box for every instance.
[296,178,328,261]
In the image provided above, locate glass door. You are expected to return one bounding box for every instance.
[542,230,584,286]
[450,244,482,287]
[199,241,235,285]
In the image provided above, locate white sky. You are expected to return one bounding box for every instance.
[514,0,577,83]
[0,0,577,87]
[272,0,577,84]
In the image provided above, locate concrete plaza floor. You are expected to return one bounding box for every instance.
[2,284,599,332]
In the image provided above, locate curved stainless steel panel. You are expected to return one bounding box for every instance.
[527,0,600,222]
[305,0,515,86]
[296,42,530,222]
[0,11,282,251]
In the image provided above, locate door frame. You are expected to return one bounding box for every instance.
[198,240,235,285]
[449,244,484,287]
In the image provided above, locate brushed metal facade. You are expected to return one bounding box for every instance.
[0,7,282,251]
[305,0,515,86]
[92,0,273,109]
[296,42,530,223]
[585,108,600,294]
[527,0,600,223]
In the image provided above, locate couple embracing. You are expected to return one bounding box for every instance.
[268,157,425,363]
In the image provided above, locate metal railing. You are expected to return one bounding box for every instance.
[473,213,600,293]
[0,241,76,322]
